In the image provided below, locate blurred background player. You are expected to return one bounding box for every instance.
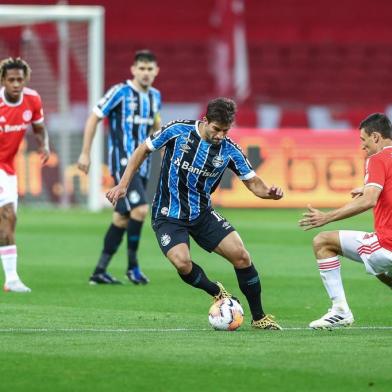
[0,57,50,292]
[107,97,283,329]
[78,49,161,285]
[299,113,392,329]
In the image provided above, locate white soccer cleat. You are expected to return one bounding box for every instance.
[309,308,354,329]
[3,280,32,293]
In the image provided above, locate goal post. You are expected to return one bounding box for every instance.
[0,4,105,211]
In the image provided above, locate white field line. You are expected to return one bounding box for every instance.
[0,326,392,333]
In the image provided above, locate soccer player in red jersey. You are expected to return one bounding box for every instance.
[0,57,50,292]
[299,113,392,329]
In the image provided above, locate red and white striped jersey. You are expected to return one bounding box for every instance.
[0,87,44,175]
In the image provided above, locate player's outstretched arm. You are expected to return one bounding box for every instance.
[32,123,50,165]
[299,186,381,230]
[106,142,151,206]
[242,176,283,200]
[77,112,101,174]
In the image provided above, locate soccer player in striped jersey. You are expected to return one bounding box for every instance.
[107,97,284,330]
[300,113,392,329]
[78,50,161,285]
[0,57,50,292]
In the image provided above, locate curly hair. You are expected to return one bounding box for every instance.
[0,57,31,81]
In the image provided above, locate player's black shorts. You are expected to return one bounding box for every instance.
[152,208,235,255]
[114,173,148,215]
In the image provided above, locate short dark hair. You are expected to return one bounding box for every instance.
[206,97,237,125]
[0,57,31,81]
[359,113,392,139]
[134,50,157,64]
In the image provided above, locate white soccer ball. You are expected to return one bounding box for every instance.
[208,297,244,331]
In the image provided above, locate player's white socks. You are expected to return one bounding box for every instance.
[0,245,19,283]
[317,256,350,313]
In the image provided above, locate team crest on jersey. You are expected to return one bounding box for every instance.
[212,155,224,168]
[22,110,32,122]
[120,158,128,167]
[161,207,169,216]
[130,191,140,204]
[0,116,6,123]
[161,233,171,247]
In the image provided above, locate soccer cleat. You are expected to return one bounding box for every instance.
[251,315,282,330]
[3,280,32,293]
[89,272,122,285]
[213,281,233,302]
[309,308,354,329]
[126,268,150,285]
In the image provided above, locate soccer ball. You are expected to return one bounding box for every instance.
[208,298,244,331]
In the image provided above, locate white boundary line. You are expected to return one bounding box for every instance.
[0,326,392,333]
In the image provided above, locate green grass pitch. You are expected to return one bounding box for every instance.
[0,207,391,392]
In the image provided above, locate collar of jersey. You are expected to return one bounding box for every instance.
[126,80,149,94]
[0,87,23,107]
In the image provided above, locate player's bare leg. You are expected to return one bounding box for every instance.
[309,231,354,329]
[126,204,149,284]
[214,231,282,330]
[0,203,31,292]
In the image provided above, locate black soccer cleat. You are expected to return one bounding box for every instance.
[89,272,123,285]
[126,268,150,285]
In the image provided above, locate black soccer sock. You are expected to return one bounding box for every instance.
[235,264,265,321]
[178,261,220,297]
[94,224,125,274]
[127,218,144,270]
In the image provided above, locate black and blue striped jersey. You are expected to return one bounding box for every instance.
[94,80,162,180]
[146,120,255,221]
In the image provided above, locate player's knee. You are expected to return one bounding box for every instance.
[312,232,331,253]
[112,213,128,228]
[232,247,251,269]
[0,227,14,246]
[131,204,149,221]
[167,250,192,273]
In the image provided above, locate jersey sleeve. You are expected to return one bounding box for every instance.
[365,155,385,190]
[93,84,123,118]
[227,140,256,180]
[32,94,44,124]
[145,121,183,151]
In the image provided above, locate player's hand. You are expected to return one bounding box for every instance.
[77,153,91,174]
[39,147,50,165]
[267,185,284,200]
[106,185,127,206]
[298,204,328,230]
[350,187,364,198]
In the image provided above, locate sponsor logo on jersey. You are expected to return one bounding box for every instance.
[161,233,171,246]
[222,221,232,230]
[173,157,219,178]
[126,114,154,126]
[22,110,32,122]
[0,123,28,133]
[212,155,224,168]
